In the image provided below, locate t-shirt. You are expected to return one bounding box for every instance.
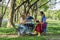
[27,16,33,20]
[18,17,25,24]
[42,16,46,23]
[19,18,23,23]
[26,16,34,24]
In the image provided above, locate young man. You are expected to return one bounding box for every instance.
[26,13,35,31]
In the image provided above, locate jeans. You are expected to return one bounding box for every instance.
[25,23,34,31]
[43,28,46,33]
[18,24,29,34]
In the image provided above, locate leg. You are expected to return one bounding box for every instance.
[25,25,30,34]
[28,24,34,31]
[32,31,37,34]
[37,32,41,36]
[17,24,21,36]
[20,25,26,34]
[18,24,25,34]
[30,24,34,31]
[43,22,47,33]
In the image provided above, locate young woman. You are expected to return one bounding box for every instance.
[18,14,29,35]
[33,11,47,36]
[40,11,47,33]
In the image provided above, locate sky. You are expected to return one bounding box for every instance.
[50,0,60,10]
[6,0,60,10]
[55,0,60,10]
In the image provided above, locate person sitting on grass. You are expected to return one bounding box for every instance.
[18,13,29,36]
[32,11,47,36]
[25,13,35,31]
[32,20,43,36]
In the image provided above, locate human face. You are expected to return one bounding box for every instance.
[40,13,43,16]
[27,13,30,17]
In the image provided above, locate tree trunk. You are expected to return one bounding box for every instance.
[34,3,38,20]
[0,17,3,27]
[0,0,10,27]
[14,10,18,23]
[0,0,3,27]
[0,0,2,2]
[14,12,16,22]
[7,0,16,28]
[16,9,19,22]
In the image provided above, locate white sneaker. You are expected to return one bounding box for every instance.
[31,32,37,35]
[26,32,30,34]
[37,35,40,37]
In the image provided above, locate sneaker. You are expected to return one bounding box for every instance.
[37,35,41,37]
[31,31,37,35]
[26,32,30,34]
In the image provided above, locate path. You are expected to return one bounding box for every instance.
[0,34,18,38]
[0,34,60,40]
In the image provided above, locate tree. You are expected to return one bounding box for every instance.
[14,0,49,20]
[7,0,16,28]
[6,0,49,28]
[0,0,10,27]
[0,0,2,2]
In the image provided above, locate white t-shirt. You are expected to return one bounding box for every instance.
[19,18,23,23]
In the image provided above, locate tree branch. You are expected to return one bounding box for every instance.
[0,0,2,2]
[39,1,49,8]
[27,0,39,13]
[3,0,10,16]
[0,0,10,17]
[30,0,39,8]
[15,1,27,11]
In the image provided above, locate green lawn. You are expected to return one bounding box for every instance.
[0,36,48,40]
[0,20,60,40]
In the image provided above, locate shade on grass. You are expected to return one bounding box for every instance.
[0,36,48,40]
[0,20,60,40]
[0,20,60,34]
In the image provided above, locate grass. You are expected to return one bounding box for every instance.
[0,36,48,40]
[0,27,16,34]
[0,20,60,40]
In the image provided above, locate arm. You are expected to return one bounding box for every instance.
[40,17,46,24]
[20,18,26,24]
[18,18,20,24]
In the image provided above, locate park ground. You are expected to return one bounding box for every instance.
[0,19,60,40]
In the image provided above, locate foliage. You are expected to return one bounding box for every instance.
[0,20,60,34]
[0,36,47,40]
[16,0,21,6]
[45,10,60,20]
[0,20,60,40]
[38,0,49,11]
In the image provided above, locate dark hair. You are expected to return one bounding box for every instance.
[40,11,44,14]
[36,20,39,23]
[40,11,45,16]
[27,12,30,14]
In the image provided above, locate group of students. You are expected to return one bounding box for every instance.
[18,11,47,36]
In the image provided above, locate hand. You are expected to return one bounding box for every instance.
[34,19,36,21]
[40,22,43,24]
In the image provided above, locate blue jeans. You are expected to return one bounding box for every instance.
[25,23,34,31]
[18,24,29,34]
[43,28,46,33]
